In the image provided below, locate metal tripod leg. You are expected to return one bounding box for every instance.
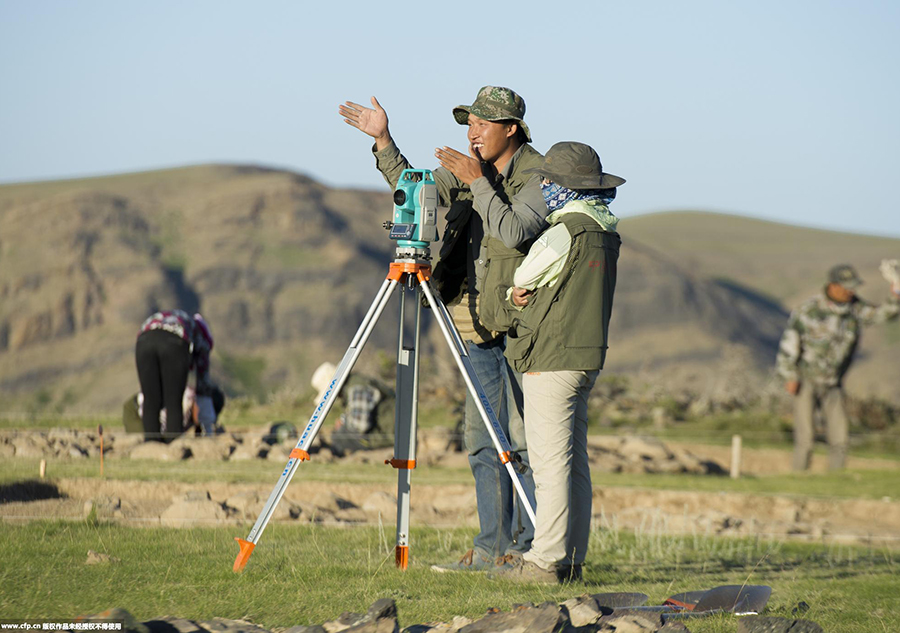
[233,258,535,573]
[233,276,400,572]
[389,279,421,570]
[416,272,537,527]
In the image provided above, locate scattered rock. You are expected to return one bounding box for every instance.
[322,598,399,633]
[619,436,671,462]
[230,442,265,461]
[404,616,473,633]
[85,550,120,565]
[112,433,147,454]
[311,491,358,512]
[737,616,823,633]
[266,444,293,462]
[431,491,476,515]
[361,491,397,518]
[0,442,15,459]
[458,602,566,633]
[792,601,810,615]
[130,441,187,461]
[171,436,235,461]
[598,610,663,632]
[562,594,609,627]
[161,491,231,527]
[68,445,89,458]
[196,617,273,633]
[2,430,726,479]
[225,491,264,517]
[145,617,206,633]
[658,622,691,632]
[11,435,50,458]
[83,496,123,519]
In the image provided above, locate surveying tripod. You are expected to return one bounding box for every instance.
[233,247,536,572]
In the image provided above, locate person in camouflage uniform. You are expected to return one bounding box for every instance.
[338,87,545,572]
[776,263,900,470]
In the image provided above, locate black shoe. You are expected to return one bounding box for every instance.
[557,564,582,583]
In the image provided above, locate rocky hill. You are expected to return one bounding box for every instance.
[0,165,896,414]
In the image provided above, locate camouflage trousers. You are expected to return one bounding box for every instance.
[792,383,849,471]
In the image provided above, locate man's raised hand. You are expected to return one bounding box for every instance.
[339,97,390,147]
[435,146,485,185]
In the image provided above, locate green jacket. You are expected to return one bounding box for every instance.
[504,213,621,373]
[374,141,546,338]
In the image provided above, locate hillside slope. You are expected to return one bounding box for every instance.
[0,168,895,413]
[620,211,900,398]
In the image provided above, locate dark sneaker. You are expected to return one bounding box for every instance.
[557,564,583,583]
[489,558,558,584]
[431,549,495,573]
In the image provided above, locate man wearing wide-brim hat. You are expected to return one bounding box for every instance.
[339,86,547,572]
[490,141,624,584]
[776,261,900,471]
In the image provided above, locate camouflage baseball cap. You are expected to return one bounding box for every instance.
[522,141,626,190]
[828,264,863,288]
[452,86,532,143]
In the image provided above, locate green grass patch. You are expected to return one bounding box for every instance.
[0,458,475,487]
[0,521,896,631]
[588,468,900,500]
[3,458,899,501]
[593,409,900,460]
[0,416,119,431]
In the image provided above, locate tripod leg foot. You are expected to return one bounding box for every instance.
[233,537,256,573]
[395,545,409,570]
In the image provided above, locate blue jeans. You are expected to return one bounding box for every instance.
[464,336,536,557]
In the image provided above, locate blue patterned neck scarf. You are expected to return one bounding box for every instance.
[540,181,616,212]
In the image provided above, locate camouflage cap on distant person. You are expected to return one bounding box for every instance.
[828,264,863,288]
[453,86,532,143]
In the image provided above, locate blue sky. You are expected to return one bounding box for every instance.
[2,1,899,237]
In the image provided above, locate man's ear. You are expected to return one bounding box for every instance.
[506,123,518,139]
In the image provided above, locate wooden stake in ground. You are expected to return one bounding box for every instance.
[98,424,104,478]
[39,459,46,479]
[730,434,742,479]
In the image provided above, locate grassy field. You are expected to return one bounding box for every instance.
[0,520,896,632]
[4,407,900,631]
[3,457,900,501]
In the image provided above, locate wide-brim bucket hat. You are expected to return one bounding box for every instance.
[452,86,532,143]
[522,141,625,189]
[311,361,337,402]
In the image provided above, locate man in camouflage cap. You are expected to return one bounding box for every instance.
[339,87,546,571]
[776,262,900,470]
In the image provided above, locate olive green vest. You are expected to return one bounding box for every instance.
[505,214,621,373]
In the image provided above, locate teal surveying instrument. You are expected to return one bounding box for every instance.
[234,169,536,572]
[386,169,439,248]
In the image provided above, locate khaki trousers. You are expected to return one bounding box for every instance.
[793,382,849,471]
[522,370,598,569]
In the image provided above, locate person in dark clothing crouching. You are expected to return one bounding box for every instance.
[135,309,214,442]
